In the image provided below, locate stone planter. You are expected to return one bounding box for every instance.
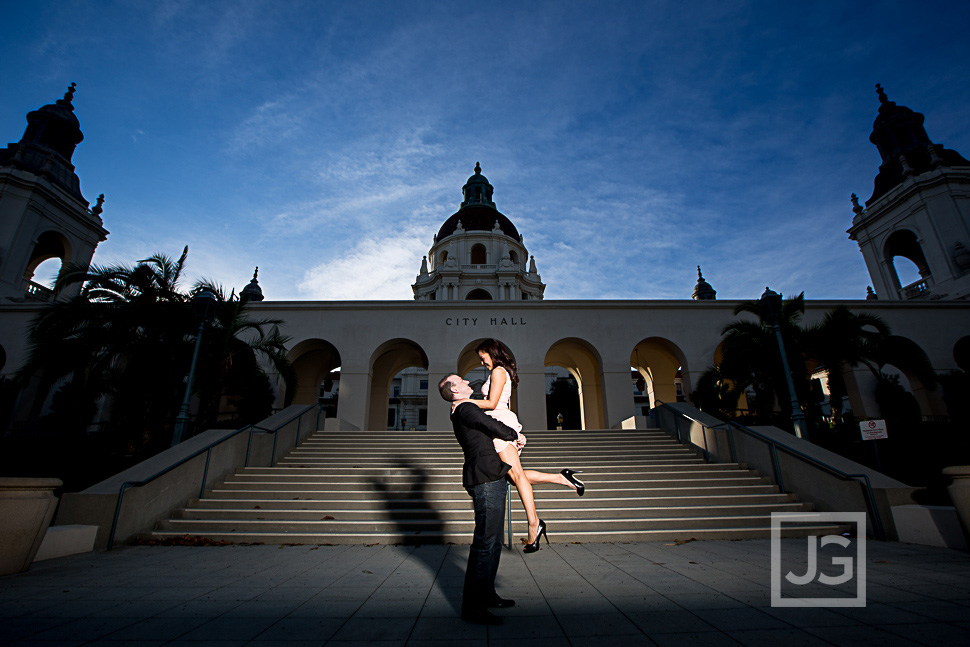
[0,477,62,575]
[943,466,970,545]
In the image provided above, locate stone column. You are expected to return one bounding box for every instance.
[516,366,547,432]
[601,364,636,429]
[426,363,455,432]
[332,365,368,431]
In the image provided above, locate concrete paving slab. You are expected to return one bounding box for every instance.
[1,540,969,646]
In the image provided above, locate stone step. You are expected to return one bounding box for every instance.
[146,426,823,546]
[173,502,813,522]
[235,463,744,476]
[143,523,846,545]
[204,484,781,500]
[185,492,799,510]
[219,475,767,489]
[156,512,826,534]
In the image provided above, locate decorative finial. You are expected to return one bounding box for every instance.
[697,265,703,279]
[850,193,863,215]
[252,267,259,281]
[92,193,105,216]
[474,161,481,175]
[875,83,888,105]
[65,82,77,102]
[866,286,878,300]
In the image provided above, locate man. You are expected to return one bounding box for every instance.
[438,373,520,625]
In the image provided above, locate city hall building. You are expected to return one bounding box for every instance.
[1,86,969,434]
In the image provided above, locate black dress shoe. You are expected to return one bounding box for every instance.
[487,595,515,608]
[561,469,585,496]
[461,608,503,625]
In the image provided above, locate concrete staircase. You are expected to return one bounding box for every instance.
[146,428,842,545]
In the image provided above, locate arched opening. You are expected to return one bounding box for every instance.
[466,288,492,300]
[439,251,448,265]
[387,367,429,430]
[631,338,689,411]
[470,244,487,265]
[545,338,605,430]
[547,366,581,429]
[367,339,429,431]
[884,229,931,297]
[874,335,942,417]
[509,250,519,266]
[954,336,970,372]
[23,231,71,300]
[286,339,341,411]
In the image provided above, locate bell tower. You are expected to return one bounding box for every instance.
[0,84,108,302]
[848,85,970,300]
[413,163,545,301]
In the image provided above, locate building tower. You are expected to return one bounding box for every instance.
[691,266,716,300]
[412,163,545,300]
[848,85,970,301]
[0,84,108,302]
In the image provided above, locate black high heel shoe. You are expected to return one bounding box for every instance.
[523,519,548,553]
[561,469,585,497]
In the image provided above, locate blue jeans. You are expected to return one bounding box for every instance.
[463,478,507,611]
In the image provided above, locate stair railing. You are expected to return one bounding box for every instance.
[654,403,886,541]
[106,403,322,550]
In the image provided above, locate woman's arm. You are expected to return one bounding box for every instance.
[472,366,506,410]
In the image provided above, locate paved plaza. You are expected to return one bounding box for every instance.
[1,538,969,646]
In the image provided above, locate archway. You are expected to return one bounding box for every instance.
[286,339,341,409]
[631,337,689,410]
[367,339,429,431]
[874,335,943,417]
[545,338,605,430]
[466,288,492,300]
[883,229,931,296]
[470,243,487,264]
[23,231,72,299]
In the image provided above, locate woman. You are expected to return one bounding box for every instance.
[471,338,585,553]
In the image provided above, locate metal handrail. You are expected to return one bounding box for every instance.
[106,403,321,549]
[655,403,886,541]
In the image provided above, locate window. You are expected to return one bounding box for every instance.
[471,244,487,264]
[420,380,428,390]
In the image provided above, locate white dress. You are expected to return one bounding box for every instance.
[482,366,524,454]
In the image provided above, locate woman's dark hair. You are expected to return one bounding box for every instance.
[476,338,518,387]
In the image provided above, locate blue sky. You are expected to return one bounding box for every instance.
[3,1,969,301]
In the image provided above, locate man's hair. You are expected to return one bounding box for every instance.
[438,374,459,401]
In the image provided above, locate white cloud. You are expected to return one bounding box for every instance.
[297,231,430,300]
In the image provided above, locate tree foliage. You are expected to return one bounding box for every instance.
[15,247,292,456]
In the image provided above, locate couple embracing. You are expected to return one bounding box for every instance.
[437,338,585,625]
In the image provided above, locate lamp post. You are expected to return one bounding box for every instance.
[171,289,218,446]
[759,287,808,440]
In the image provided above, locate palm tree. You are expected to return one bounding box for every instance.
[717,292,809,423]
[804,305,890,423]
[16,247,291,455]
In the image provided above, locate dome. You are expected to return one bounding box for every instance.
[436,205,520,241]
[22,83,84,161]
[691,266,716,300]
[435,163,521,241]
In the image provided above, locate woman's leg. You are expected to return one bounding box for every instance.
[523,469,576,490]
[498,445,541,542]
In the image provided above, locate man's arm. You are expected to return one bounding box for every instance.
[454,403,519,441]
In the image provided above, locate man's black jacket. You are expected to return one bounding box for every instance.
[450,401,519,488]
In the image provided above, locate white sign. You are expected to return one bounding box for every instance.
[859,419,888,441]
